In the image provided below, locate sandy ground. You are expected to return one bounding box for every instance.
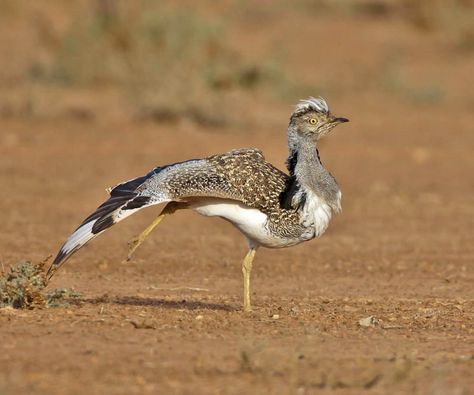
[1,3,474,395]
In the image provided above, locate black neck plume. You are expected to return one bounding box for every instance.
[286,149,298,176]
[286,147,321,176]
[280,144,322,210]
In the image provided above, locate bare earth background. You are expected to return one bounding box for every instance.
[0,1,473,394]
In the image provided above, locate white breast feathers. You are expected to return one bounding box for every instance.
[300,191,334,237]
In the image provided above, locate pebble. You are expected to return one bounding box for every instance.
[359,316,379,328]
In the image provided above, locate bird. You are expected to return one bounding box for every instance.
[47,97,348,312]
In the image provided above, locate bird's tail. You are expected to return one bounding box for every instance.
[47,170,162,280]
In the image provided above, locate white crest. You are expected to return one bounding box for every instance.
[292,97,329,117]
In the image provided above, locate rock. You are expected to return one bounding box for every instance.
[359,316,378,328]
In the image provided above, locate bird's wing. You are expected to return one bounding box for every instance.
[137,148,290,214]
[49,148,291,276]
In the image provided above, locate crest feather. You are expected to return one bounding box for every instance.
[292,97,329,117]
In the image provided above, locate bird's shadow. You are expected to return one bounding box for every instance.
[78,295,237,312]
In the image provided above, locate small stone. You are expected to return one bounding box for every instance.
[195,315,203,320]
[272,314,280,320]
[359,316,378,328]
[129,319,156,329]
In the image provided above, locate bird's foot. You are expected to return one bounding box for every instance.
[127,236,143,261]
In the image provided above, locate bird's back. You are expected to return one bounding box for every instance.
[138,149,281,210]
[135,148,305,240]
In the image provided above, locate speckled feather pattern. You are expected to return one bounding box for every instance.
[136,148,306,240]
[49,96,344,272]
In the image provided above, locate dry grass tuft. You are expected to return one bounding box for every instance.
[0,259,48,309]
[0,258,81,309]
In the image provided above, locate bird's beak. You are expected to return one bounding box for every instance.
[333,117,349,124]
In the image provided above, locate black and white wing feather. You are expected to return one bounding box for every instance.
[48,150,292,278]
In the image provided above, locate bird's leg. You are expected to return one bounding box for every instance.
[242,248,257,312]
[127,201,185,260]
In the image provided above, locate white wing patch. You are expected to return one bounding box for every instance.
[56,206,145,263]
[60,221,97,257]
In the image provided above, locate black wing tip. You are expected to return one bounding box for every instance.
[91,195,151,234]
[110,167,161,197]
[123,196,151,210]
[92,215,115,234]
[53,249,68,266]
[47,247,74,280]
[48,192,152,277]
[48,168,158,280]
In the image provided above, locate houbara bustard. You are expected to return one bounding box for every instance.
[47,97,348,312]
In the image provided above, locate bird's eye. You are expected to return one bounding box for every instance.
[309,118,317,125]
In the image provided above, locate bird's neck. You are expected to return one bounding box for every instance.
[286,134,324,182]
[284,130,341,213]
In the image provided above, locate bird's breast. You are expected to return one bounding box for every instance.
[299,190,334,237]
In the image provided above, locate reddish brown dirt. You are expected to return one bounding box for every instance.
[1,3,474,395]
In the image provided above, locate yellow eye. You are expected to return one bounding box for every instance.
[309,118,317,125]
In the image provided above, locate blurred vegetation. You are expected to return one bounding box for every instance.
[401,0,474,50]
[29,0,287,125]
[380,57,446,104]
[307,0,474,50]
[0,259,81,309]
[0,0,472,121]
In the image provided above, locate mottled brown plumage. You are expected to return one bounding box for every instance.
[48,97,348,312]
[137,148,304,240]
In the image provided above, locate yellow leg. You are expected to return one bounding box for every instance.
[127,202,183,260]
[242,248,257,312]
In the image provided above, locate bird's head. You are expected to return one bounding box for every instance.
[289,97,348,141]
